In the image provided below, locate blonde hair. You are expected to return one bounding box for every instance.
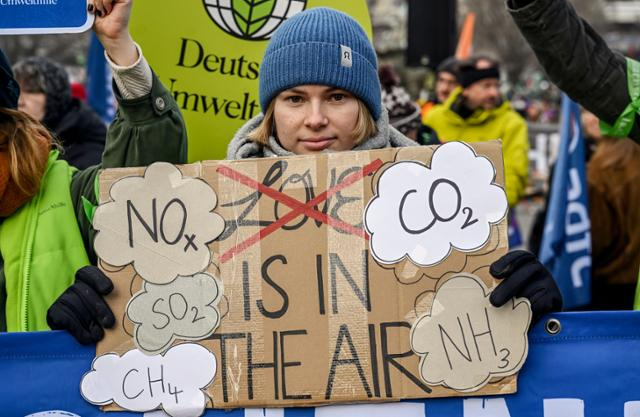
[248,98,378,147]
[0,108,53,196]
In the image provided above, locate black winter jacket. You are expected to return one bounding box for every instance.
[507,0,640,143]
[48,98,107,170]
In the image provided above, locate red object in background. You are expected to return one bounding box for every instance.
[70,82,87,101]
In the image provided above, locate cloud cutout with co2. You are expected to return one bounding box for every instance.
[93,162,225,284]
[127,273,223,355]
[80,344,216,417]
[410,274,531,392]
[364,141,508,266]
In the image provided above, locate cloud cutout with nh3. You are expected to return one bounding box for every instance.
[410,274,531,392]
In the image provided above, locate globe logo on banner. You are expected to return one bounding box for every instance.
[204,0,307,40]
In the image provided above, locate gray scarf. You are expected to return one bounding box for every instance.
[226,108,418,160]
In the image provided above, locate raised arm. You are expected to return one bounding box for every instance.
[71,0,187,261]
[507,0,640,142]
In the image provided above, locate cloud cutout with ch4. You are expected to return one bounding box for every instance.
[364,141,508,267]
[410,274,531,392]
[127,273,223,355]
[80,343,216,417]
[93,162,225,284]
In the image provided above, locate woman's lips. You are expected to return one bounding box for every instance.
[300,137,336,151]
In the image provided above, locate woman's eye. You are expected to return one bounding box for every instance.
[330,93,346,102]
[286,95,303,104]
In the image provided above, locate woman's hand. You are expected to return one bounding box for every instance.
[489,250,563,327]
[90,0,137,66]
[47,266,115,345]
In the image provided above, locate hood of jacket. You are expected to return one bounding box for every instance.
[226,108,417,160]
[49,98,107,169]
[51,98,106,146]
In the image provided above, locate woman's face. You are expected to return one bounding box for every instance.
[273,85,360,155]
[17,89,46,122]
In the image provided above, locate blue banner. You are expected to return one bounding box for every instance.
[0,0,92,35]
[539,94,591,309]
[2,312,640,417]
[508,214,523,248]
[86,33,116,124]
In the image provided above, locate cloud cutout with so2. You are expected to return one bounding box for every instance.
[127,273,223,355]
[93,162,225,284]
[410,274,531,392]
[364,141,508,267]
[80,343,216,417]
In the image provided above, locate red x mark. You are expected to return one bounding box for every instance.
[216,159,383,263]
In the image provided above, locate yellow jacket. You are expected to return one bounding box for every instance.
[425,88,529,207]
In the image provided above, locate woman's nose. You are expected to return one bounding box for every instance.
[305,101,328,129]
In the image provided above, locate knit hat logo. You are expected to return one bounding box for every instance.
[340,45,352,68]
[204,0,307,40]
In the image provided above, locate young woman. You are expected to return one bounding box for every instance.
[227,7,562,326]
[0,0,186,343]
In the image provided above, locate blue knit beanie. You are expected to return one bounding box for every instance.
[259,7,381,120]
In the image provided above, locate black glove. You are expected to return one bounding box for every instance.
[489,250,563,326]
[47,266,115,345]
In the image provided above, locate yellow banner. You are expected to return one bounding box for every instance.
[130,0,372,162]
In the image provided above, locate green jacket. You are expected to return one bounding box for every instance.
[425,88,530,207]
[0,72,188,331]
[0,151,89,331]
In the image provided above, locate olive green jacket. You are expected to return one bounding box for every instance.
[0,72,188,331]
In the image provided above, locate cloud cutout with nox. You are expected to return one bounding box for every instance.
[127,273,223,355]
[410,274,531,392]
[93,162,225,284]
[364,142,508,266]
[80,343,216,417]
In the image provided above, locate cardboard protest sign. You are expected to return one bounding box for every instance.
[128,0,371,162]
[0,0,94,34]
[85,141,531,416]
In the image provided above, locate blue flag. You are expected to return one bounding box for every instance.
[86,33,115,124]
[508,214,523,248]
[539,94,591,309]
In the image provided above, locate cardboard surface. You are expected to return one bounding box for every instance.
[93,141,528,411]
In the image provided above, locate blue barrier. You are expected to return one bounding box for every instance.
[2,311,640,417]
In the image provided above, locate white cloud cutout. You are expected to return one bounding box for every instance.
[93,162,225,284]
[127,273,223,355]
[364,141,508,266]
[80,344,216,417]
[410,274,531,392]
